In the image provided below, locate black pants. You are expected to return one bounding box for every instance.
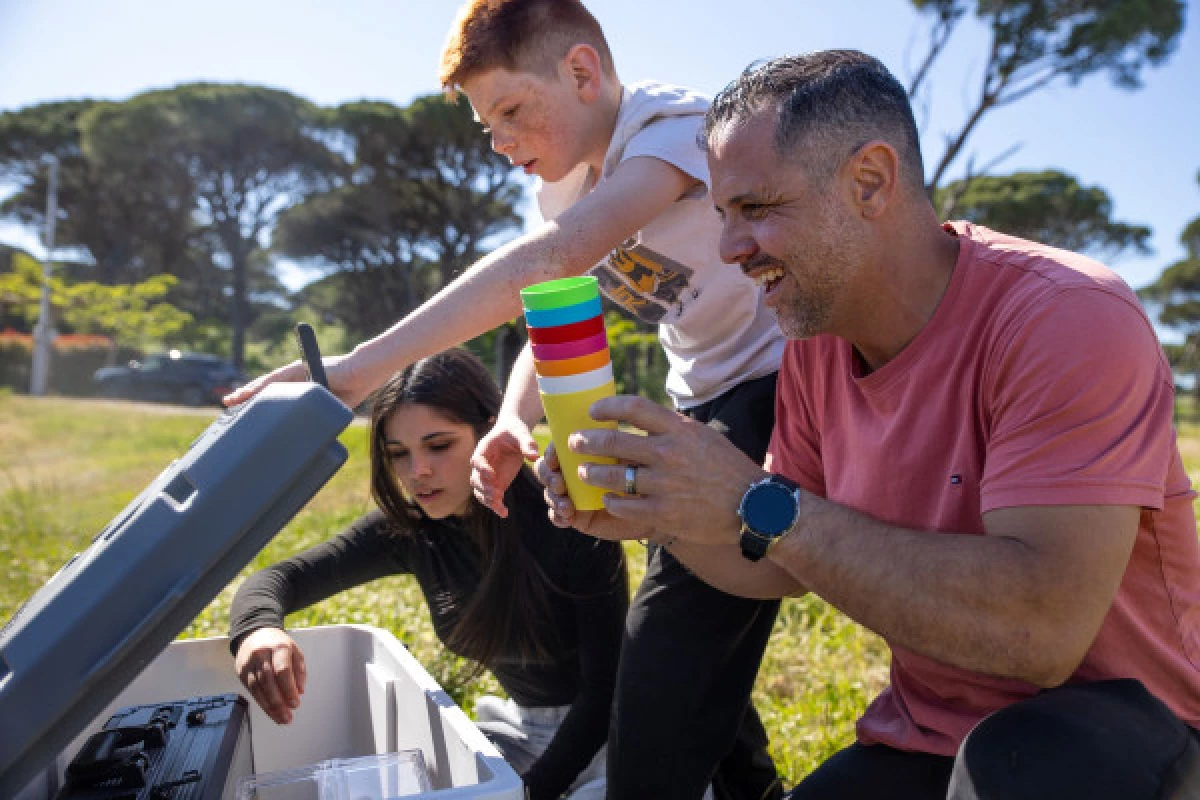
[787,679,1200,799]
[607,372,783,800]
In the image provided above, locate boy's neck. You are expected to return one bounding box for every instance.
[581,78,625,175]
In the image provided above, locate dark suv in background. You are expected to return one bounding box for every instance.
[93,351,245,406]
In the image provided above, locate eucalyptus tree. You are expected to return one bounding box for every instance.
[1138,173,1200,394]
[274,95,522,342]
[910,0,1184,204]
[936,169,1151,257]
[82,83,344,368]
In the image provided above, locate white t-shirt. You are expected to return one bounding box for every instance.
[536,81,784,408]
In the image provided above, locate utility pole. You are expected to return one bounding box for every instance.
[30,156,58,396]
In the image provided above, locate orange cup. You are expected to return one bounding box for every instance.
[534,348,612,377]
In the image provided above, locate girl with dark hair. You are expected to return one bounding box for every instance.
[228,349,627,800]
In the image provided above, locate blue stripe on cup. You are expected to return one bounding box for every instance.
[523,296,603,329]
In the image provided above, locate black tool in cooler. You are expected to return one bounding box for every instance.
[56,694,252,800]
[0,325,352,798]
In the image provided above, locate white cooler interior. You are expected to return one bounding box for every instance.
[26,625,522,799]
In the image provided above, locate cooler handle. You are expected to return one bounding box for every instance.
[295,323,328,390]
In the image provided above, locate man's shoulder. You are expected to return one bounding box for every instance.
[955,221,1135,301]
[951,221,1151,338]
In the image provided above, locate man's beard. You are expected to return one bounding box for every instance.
[772,205,859,340]
[772,251,850,340]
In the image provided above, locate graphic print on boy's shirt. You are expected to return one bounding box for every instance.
[595,236,696,324]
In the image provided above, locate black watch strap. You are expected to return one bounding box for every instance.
[739,529,773,562]
[769,473,800,492]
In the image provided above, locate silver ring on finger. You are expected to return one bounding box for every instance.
[625,464,639,496]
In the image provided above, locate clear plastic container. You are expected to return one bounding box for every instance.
[238,751,433,800]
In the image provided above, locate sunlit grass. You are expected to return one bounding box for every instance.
[2,395,903,784]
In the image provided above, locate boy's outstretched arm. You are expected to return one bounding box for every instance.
[224,157,700,408]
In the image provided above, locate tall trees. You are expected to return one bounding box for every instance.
[910,0,1185,199]
[272,95,521,340]
[82,85,344,368]
[1138,173,1200,393]
[1,86,526,372]
[0,100,199,287]
[935,170,1151,257]
[907,0,1182,262]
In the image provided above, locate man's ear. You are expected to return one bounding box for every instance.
[563,43,604,101]
[847,141,899,220]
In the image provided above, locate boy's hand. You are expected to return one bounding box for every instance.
[471,414,541,517]
[234,627,307,725]
[223,351,372,409]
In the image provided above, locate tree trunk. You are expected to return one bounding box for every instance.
[494,328,507,389]
[230,246,247,371]
[494,324,522,389]
[928,96,994,194]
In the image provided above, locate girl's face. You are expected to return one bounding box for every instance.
[383,404,480,519]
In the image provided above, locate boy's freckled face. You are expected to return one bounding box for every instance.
[462,66,588,183]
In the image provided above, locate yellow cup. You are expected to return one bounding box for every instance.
[540,381,618,511]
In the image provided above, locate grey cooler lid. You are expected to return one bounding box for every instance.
[0,382,353,794]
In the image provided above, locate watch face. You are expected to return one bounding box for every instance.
[743,482,797,537]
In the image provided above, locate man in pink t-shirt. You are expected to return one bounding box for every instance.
[536,51,1200,798]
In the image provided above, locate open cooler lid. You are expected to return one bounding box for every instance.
[0,381,353,795]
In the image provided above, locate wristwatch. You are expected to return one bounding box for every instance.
[737,474,801,561]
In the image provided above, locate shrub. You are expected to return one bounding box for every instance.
[52,334,120,396]
[0,330,132,396]
[0,330,32,392]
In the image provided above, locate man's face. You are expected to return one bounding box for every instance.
[461,64,590,183]
[708,109,864,340]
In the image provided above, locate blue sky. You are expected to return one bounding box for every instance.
[1,0,1197,295]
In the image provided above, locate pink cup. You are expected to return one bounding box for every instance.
[530,332,608,362]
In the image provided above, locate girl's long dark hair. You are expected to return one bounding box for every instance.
[369,348,556,670]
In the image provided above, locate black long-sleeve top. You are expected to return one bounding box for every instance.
[229,508,628,800]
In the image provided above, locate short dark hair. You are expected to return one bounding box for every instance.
[703,50,925,190]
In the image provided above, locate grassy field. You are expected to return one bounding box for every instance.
[13,393,1198,784]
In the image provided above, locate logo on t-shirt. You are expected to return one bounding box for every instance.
[595,237,695,324]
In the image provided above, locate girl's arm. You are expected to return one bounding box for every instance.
[229,510,407,724]
[228,510,405,651]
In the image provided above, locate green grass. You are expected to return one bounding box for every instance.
[1,395,889,785]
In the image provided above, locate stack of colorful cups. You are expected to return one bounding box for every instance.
[520,276,617,511]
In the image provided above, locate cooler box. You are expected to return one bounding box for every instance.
[22,627,522,800]
[0,376,522,800]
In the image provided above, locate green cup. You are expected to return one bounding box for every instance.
[521,276,601,311]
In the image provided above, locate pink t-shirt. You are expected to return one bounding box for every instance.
[766,221,1200,756]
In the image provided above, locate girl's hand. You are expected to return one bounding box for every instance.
[233,627,307,724]
[471,413,541,517]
